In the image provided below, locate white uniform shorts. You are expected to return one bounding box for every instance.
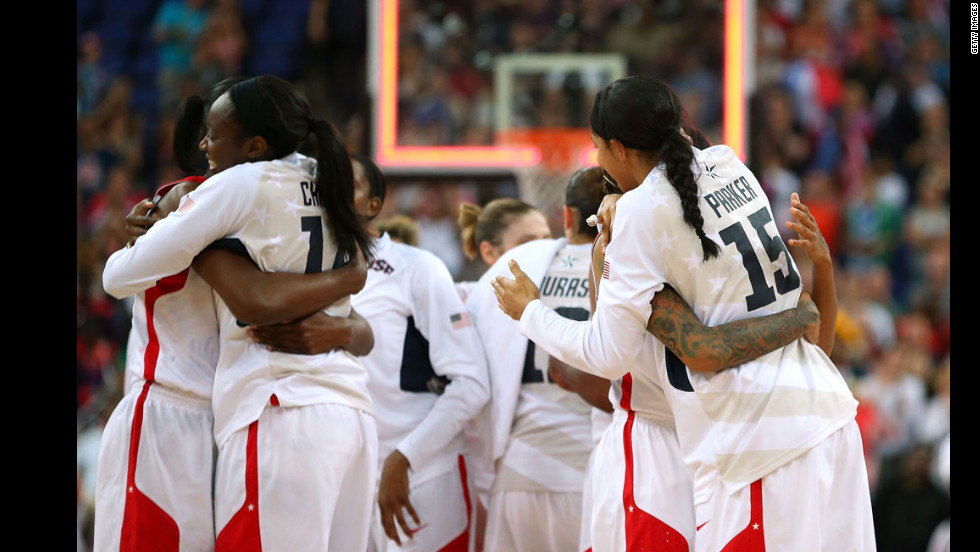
[586,409,694,552]
[694,420,876,552]
[93,382,217,552]
[214,400,378,552]
[369,455,475,552]
[484,488,583,552]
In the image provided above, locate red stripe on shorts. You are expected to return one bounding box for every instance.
[438,455,473,552]
[621,410,689,551]
[720,479,766,551]
[119,380,181,550]
[117,269,191,550]
[216,421,263,552]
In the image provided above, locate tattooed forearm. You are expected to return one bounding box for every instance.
[647,286,818,373]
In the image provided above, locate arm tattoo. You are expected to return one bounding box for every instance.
[647,286,817,372]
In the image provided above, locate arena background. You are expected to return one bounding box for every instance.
[77,1,950,550]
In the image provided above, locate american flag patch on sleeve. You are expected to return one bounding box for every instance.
[176,196,196,214]
[450,312,472,330]
[602,260,611,280]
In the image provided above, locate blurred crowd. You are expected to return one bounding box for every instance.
[77,1,949,550]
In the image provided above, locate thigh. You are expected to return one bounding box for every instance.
[696,421,876,552]
[485,491,582,552]
[216,403,377,552]
[94,387,216,552]
[763,421,876,552]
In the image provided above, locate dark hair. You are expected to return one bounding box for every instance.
[457,198,540,261]
[224,75,373,262]
[590,76,720,261]
[350,153,387,217]
[565,167,606,238]
[684,123,712,149]
[172,77,249,175]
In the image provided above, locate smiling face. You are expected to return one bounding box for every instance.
[199,92,251,174]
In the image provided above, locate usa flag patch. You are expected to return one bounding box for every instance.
[177,196,196,214]
[602,260,611,279]
[450,312,472,330]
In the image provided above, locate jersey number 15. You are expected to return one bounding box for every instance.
[718,206,801,311]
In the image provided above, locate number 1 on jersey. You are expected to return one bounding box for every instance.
[301,216,323,274]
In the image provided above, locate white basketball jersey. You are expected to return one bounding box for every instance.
[103,153,372,449]
[494,243,597,493]
[351,233,490,485]
[619,145,858,500]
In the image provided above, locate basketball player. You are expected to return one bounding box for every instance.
[103,75,378,551]
[454,197,553,549]
[479,167,824,552]
[95,78,372,552]
[350,154,490,552]
[495,76,874,552]
[456,198,552,304]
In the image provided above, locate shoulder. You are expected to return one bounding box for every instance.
[395,242,453,277]
[508,237,563,260]
[200,162,261,189]
[697,144,744,170]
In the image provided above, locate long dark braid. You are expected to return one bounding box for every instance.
[590,76,719,261]
[661,128,720,261]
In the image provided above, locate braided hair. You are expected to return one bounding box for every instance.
[589,76,720,261]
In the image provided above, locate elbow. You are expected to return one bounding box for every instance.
[102,270,133,300]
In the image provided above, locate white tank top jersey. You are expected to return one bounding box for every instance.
[351,232,490,486]
[494,242,597,493]
[519,145,857,504]
[103,153,372,449]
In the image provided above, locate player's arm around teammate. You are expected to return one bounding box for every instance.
[494,251,820,378]
[123,176,375,355]
[784,191,836,355]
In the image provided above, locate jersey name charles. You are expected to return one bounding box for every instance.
[703,174,760,219]
[299,180,320,206]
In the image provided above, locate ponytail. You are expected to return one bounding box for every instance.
[458,202,483,261]
[173,95,208,175]
[457,198,541,262]
[174,76,250,176]
[661,129,719,261]
[310,118,375,262]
